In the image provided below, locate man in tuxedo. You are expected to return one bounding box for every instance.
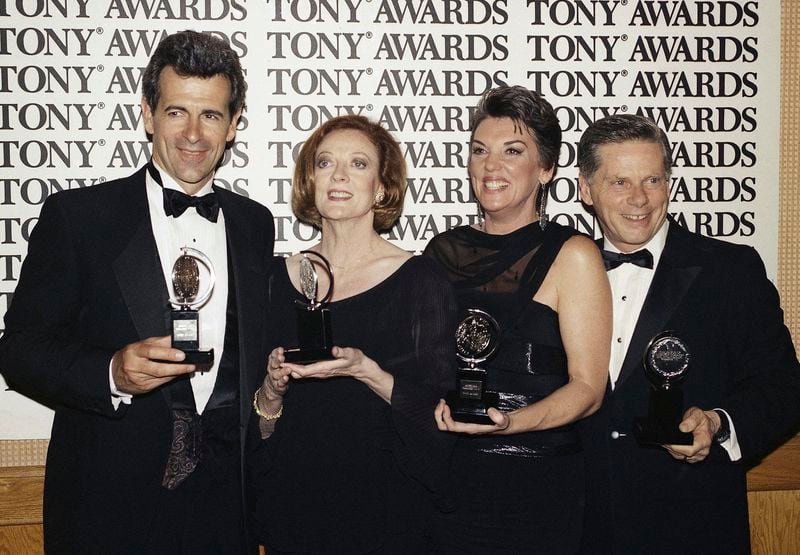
[577,114,800,552]
[0,31,274,552]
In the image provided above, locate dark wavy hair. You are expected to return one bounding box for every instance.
[141,30,246,117]
[470,85,562,178]
[578,114,672,182]
[293,115,407,232]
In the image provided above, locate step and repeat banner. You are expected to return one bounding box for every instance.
[0,0,780,438]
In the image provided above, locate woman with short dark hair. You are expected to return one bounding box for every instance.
[425,86,612,552]
[250,115,456,553]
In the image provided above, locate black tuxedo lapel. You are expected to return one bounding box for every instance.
[215,188,266,423]
[112,177,170,340]
[614,224,701,389]
[215,187,272,522]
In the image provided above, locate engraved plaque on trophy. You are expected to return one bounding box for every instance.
[284,251,335,364]
[634,331,693,445]
[446,308,501,425]
[169,247,215,366]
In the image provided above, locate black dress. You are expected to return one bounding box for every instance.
[250,255,457,553]
[424,221,585,554]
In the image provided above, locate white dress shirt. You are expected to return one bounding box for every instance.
[605,221,741,460]
[110,163,228,414]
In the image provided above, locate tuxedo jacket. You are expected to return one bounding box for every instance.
[581,221,800,554]
[0,167,274,552]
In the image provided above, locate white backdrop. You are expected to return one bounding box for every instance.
[0,0,780,438]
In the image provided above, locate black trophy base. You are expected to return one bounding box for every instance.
[284,347,335,365]
[634,386,692,445]
[634,418,693,445]
[158,348,214,371]
[446,390,499,425]
[180,348,214,366]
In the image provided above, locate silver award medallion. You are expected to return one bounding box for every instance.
[644,333,691,388]
[456,309,500,366]
[172,253,200,305]
[299,255,319,307]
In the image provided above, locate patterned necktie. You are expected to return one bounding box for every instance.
[161,409,203,490]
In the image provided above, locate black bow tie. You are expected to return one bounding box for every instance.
[147,162,220,223]
[162,188,219,222]
[601,248,654,271]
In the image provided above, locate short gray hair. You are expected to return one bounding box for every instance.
[577,114,672,182]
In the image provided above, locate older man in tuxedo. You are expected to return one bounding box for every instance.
[578,114,800,553]
[0,31,273,552]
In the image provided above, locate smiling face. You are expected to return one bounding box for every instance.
[579,140,670,252]
[141,66,240,195]
[469,116,554,229]
[313,128,384,226]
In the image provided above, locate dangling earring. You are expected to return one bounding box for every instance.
[477,204,485,230]
[538,183,549,230]
[374,190,385,206]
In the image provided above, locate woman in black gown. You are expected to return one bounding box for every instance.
[250,115,456,553]
[424,86,612,553]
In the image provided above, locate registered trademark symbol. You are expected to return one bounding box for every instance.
[366,68,373,75]
[100,176,106,183]
[621,70,628,77]
[98,102,105,109]
[98,139,106,146]
[366,104,373,111]
[366,32,373,39]
[96,27,103,34]
[621,34,628,41]
[621,105,628,112]
[97,65,104,72]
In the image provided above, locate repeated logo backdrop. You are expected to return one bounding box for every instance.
[0,0,780,438]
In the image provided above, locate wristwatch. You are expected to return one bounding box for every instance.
[713,409,731,444]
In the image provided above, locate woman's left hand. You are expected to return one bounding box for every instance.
[285,346,394,403]
[284,346,376,381]
[434,399,511,435]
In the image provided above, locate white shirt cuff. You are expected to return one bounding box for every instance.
[715,408,741,461]
[109,359,132,410]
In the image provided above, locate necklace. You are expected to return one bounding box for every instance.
[326,245,378,274]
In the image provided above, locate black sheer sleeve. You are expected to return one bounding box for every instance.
[385,257,458,508]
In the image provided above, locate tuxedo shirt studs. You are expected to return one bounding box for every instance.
[607,255,656,388]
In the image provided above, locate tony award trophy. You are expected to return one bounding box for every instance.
[446,308,500,424]
[634,331,693,445]
[169,247,215,366]
[284,251,335,364]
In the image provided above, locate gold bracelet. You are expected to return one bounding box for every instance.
[253,387,283,421]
